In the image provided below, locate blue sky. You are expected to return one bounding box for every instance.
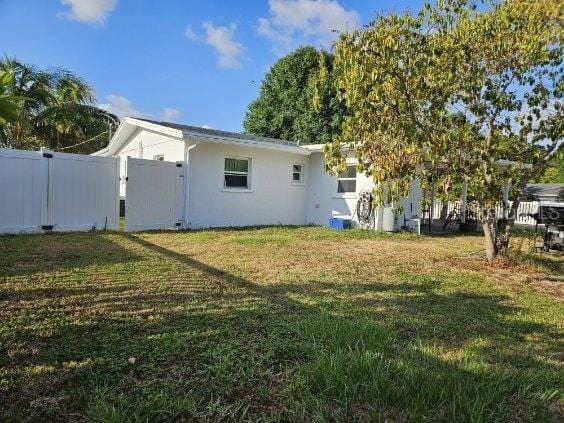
[0,0,424,132]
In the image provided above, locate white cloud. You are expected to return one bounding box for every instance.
[202,21,245,69]
[257,18,294,52]
[202,124,213,129]
[159,108,181,122]
[184,25,198,41]
[99,94,180,122]
[257,0,360,53]
[99,95,146,119]
[60,0,117,25]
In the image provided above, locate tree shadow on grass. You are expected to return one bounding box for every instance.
[121,234,563,420]
[0,232,140,277]
[0,232,561,421]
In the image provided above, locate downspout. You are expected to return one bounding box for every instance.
[182,142,199,228]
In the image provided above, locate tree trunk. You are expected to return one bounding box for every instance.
[476,138,562,262]
[482,217,498,261]
[440,203,448,221]
[498,198,520,256]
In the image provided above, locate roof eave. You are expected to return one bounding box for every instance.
[182,131,311,155]
[97,117,311,156]
[102,117,185,156]
[126,117,184,139]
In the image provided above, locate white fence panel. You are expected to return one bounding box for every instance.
[514,201,538,226]
[47,151,120,232]
[432,200,540,226]
[0,149,44,234]
[124,157,183,232]
[0,148,120,234]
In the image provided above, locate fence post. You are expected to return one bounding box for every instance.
[502,181,510,220]
[113,157,120,231]
[40,148,54,230]
[176,161,185,227]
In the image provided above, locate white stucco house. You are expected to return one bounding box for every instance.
[94,117,421,230]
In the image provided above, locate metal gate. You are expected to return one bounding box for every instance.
[124,157,184,232]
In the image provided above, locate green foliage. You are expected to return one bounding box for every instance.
[243,47,343,144]
[0,70,23,143]
[327,0,563,259]
[538,154,564,183]
[0,57,119,153]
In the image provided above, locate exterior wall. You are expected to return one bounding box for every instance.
[111,128,421,231]
[396,179,422,228]
[306,151,422,230]
[306,151,373,227]
[116,129,185,196]
[186,141,308,228]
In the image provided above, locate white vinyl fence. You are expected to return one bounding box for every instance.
[124,157,184,232]
[431,200,540,226]
[0,148,120,234]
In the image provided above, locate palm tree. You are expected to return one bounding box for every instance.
[0,58,119,153]
[0,70,23,145]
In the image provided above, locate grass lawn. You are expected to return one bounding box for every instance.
[0,227,562,421]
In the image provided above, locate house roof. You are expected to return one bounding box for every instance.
[524,183,564,201]
[135,118,299,148]
[95,117,310,156]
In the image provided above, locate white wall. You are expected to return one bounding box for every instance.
[306,151,422,230]
[112,129,421,231]
[397,179,422,226]
[116,129,185,196]
[186,141,309,228]
[306,151,373,227]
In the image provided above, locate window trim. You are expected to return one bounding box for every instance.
[223,156,252,191]
[336,163,357,195]
[291,163,305,185]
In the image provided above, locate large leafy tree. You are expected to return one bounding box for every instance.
[324,0,562,260]
[0,58,119,153]
[243,46,343,145]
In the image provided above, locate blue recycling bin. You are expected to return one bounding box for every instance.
[329,217,352,230]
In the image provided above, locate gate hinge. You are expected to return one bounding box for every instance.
[41,225,54,230]
[175,222,182,227]
[176,163,183,167]
[125,176,129,181]
[42,153,53,158]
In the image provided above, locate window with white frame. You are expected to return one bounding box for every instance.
[337,164,357,193]
[224,157,250,189]
[153,154,164,161]
[292,164,304,183]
